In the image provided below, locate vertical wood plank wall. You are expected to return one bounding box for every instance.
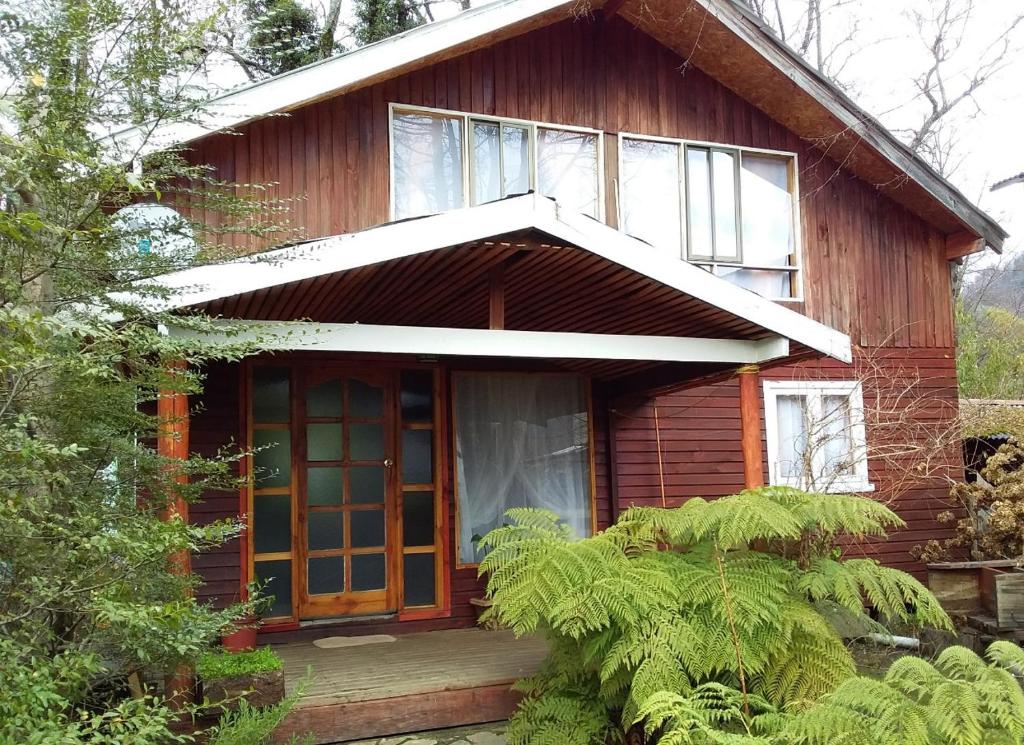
[183,15,962,617]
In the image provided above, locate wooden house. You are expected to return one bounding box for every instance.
[108,0,1007,738]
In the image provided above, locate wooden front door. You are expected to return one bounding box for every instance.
[297,369,396,618]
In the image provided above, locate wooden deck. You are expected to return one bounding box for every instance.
[271,628,547,743]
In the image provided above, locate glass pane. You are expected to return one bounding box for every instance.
[741,154,795,267]
[253,429,291,488]
[712,150,740,260]
[686,147,713,258]
[403,553,436,607]
[453,374,591,564]
[715,266,793,299]
[822,395,855,478]
[307,556,345,595]
[400,370,434,423]
[351,509,385,548]
[776,395,808,481]
[351,553,386,591]
[308,511,344,551]
[502,125,530,196]
[254,560,291,618]
[472,120,501,205]
[350,423,384,461]
[350,466,385,504]
[620,138,682,255]
[349,378,384,418]
[403,491,435,547]
[253,367,290,424]
[402,429,433,485]
[307,466,343,506]
[307,423,342,462]
[306,378,342,418]
[253,494,291,554]
[392,113,464,220]
[536,128,599,217]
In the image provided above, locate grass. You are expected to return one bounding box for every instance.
[197,646,283,680]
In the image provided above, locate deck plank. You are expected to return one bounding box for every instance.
[274,628,548,707]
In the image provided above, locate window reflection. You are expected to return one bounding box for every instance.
[393,113,464,220]
[537,128,599,217]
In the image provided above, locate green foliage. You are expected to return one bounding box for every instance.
[956,302,1024,400]
[783,642,1024,744]
[638,643,1024,744]
[197,646,283,680]
[353,0,426,46]
[478,488,953,744]
[0,1,285,741]
[206,690,312,745]
[243,0,323,77]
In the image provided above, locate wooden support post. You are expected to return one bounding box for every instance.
[157,360,193,709]
[737,365,764,490]
[157,361,191,577]
[488,262,505,330]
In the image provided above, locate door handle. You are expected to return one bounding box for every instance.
[383,458,394,468]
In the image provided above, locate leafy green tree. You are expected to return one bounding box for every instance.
[478,487,952,744]
[242,0,322,77]
[0,0,283,740]
[352,0,426,45]
[956,301,1024,400]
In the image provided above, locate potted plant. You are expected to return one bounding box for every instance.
[197,646,285,712]
[220,583,269,652]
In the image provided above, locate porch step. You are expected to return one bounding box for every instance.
[271,628,547,744]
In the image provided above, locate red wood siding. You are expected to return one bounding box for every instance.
[613,348,961,576]
[182,15,955,350]
[191,360,243,609]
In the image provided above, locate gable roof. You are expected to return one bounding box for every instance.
[102,0,1006,253]
[126,193,852,362]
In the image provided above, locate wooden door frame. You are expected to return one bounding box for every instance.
[241,354,451,630]
[296,365,397,619]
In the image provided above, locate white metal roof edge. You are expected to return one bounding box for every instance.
[127,194,851,362]
[100,0,572,157]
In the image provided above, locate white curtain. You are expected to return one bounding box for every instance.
[454,374,591,563]
[776,394,808,482]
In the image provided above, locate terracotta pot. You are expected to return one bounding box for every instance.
[221,616,259,652]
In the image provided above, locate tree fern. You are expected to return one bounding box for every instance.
[478,487,959,743]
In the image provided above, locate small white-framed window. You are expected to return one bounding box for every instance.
[390,104,603,222]
[618,133,802,301]
[762,380,872,494]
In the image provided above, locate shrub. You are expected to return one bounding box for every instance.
[639,641,1024,743]
[206,691,311,745]
[478,487,952,744]
[197,647,283,681]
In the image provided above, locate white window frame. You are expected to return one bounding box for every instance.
[389,103,605,222]
[762,379,873,493]
[616,132,803,302]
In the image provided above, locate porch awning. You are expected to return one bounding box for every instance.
[137,194,851,392]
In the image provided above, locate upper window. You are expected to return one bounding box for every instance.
[391,105,601,221]
[762,380,872,494]
[619,135,801,300]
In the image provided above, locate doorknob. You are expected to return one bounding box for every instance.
[384,458,394,468]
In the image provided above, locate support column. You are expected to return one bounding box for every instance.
[157,362,191,576]
[157,360,192,709]
[737,365,764,489]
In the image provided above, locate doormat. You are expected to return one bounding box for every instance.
[312,634,397,649]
